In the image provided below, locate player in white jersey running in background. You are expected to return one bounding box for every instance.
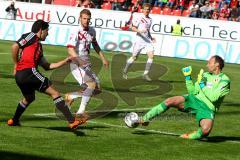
[65,9,109,124]
[123,3,156,81]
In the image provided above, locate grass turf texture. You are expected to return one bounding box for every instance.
[0,40,239,160]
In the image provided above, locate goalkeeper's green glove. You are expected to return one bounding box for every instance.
[197,69,205,89]
[182,66,192,80]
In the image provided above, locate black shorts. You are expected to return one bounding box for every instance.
[15,68,52,96]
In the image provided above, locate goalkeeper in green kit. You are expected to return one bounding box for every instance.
[137,55,230,140]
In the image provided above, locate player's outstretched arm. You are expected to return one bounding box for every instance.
[11,43,20,75]
[39,56,72,70]
[67,47,86,66]
[49,57,72,69]
[92,40,109,69]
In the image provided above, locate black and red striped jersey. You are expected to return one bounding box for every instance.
[16,32,43,71]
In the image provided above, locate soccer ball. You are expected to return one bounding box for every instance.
[124,112,139,128]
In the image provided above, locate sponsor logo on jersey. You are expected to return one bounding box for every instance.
[19,39,27,46]
[206,82,213,88]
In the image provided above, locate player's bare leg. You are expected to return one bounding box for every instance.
[143,51,154,81]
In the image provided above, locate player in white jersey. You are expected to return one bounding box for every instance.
[65,9,109,124]
[123,3,156,81]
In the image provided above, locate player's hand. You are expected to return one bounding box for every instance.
[70,56,87,66]
[102,58,109,69]
[197,69,205,89]
[66,56,74,63]
[182,66,192,80]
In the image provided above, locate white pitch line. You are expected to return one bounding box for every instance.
[88,121,180,136]
[32,112,240,144]
[33,112,179,136]
[112,108,151,112]
[89,121,240,144]
[33,108,151,117]
[34,113,56,117]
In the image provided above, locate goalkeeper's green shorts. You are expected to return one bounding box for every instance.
[182,94,215,124]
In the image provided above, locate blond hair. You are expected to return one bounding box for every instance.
[142,3,152,9]
[80,9,91,17]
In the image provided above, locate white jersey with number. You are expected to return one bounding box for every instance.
[132,15,152,44]
[67,25,99,85]
[67,25,96,65]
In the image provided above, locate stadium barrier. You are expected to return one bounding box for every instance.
[0,1,239,64]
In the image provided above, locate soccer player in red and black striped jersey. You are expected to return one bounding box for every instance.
[7,20,82,129]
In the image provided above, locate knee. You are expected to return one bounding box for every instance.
[131,56,137,61]
[164,98,174,107]
[148,54,154,59]
[86,81,96,89]
[201,126,211,136]
[23,96,35,105]
[49,89,61,99]
[201,123,212,136]
[200,119,213,136]
[52,91,61,99]
[45,86,61,99]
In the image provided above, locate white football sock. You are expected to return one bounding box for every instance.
[76,88,94,114]
[77,96,90,114]
[123,57,135,73]
[144,58,153,75]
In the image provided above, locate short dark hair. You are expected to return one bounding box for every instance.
[213,55,225,70]
[177,19,180,24]
[80,9,91,17]
[31,20,49,33]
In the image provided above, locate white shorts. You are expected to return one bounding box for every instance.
[132,42,154,57]
[70,63,99,85]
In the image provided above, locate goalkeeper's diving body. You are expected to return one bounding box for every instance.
[137,55,230,140]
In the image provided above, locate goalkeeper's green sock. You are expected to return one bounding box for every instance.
[188,128,203,139]
[142,102,168,122]
[180,128,203,140]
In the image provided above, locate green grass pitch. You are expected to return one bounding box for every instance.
[0,40,239,160]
